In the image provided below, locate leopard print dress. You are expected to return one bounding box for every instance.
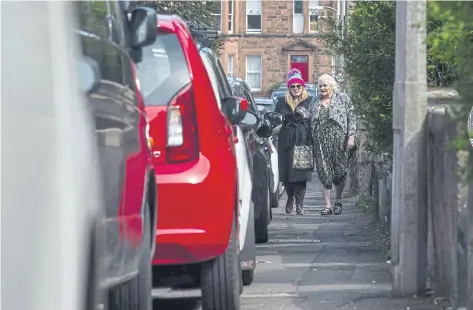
[312,104,348,189]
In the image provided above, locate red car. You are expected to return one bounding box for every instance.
[75,2,158,310]
[136,15,253,309]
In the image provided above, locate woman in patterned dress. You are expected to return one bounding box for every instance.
[310,74,356,215]
[275,68,314,215]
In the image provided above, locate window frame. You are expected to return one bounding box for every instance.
[245,55,262,92]
[228,0,234,34]
[246,0,262,33]
[293,0,304,34]
[211,0,222,32]
[308,0,321,33]
[227,54,234,77]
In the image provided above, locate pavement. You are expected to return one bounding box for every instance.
[153,175,447,310]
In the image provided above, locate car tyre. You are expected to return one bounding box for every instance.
[242,269,254,286]
[108,205,152,310]
[255,181,270,244]
[270,189,279,209]
[201,219,241,310]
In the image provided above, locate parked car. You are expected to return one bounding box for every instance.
[271,83,318,103]
[75,2,158,310]
[3,3,104,310]
[305,83,319,97]
[255,99,283,209]
[136,15,256,309]
[199,49,258,286]
[228,77,284,244]
[270,88,286,104]
[255,98,276,113]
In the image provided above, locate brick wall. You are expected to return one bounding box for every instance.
[220,0,334,96]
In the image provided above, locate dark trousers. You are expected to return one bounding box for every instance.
[284,181,307,206]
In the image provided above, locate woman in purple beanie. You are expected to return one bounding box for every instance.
[274,68,314,215]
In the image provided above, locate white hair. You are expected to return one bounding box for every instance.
[318,74,338,89]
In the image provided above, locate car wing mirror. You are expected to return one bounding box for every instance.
[78,56,101,94]
[222,96,248,125]
[264,112,284,128]
[239,111,260,133]
[256,119,272,137]
[129,7,157,49]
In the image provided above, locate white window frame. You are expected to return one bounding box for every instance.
[228,0,234,34]
[246,0,262,33]
[245,55,262,92]
[308,0,320,33]
[228,54,234,77]
[293,0,304,34]
[211,0,222,32]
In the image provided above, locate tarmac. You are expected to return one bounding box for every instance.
[153,174,448,310]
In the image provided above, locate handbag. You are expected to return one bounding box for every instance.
[292,104,314,170]
[292,145,314,170]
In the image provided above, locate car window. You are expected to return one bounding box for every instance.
[200,54,222,109]
[76,1,110,39]
[243,89,257,113]
[136,33,191,106]
[230,82,245,100]
[212,56,233,98]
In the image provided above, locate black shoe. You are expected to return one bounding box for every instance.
[333,202,343,215]
[285,196,294,214]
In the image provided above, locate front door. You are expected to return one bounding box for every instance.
[290,55,309,82]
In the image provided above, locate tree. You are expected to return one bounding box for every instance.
[132,1,223,54]
[427,1,473,172]
[321,1,467,162]
[322,1,396,160]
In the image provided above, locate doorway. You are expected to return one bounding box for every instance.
[290,55,309,82]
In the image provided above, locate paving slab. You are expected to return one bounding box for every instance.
[153,174,447,310]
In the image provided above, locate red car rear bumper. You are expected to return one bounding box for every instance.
[152,154,236,265]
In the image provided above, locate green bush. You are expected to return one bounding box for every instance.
[428,1,473,179]
[322,1,471,166]
[322,1,396,160]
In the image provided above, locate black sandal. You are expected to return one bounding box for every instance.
[321,206,332,216]
[333,202,343,215]
[296,205,305,215]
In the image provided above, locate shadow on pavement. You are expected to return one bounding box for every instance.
[153,297,201,310]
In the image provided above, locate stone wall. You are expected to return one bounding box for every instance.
[426,89,471,309]
[354,88,473,308]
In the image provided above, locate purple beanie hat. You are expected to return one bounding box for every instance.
[287,68,305,87]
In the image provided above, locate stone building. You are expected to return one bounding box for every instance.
[212,0,337,96]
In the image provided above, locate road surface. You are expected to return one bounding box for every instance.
[153,175,445,310]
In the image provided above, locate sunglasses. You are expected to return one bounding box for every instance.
[290,84,302,89]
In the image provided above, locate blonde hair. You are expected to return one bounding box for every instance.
[318,74,338,91]
[285,88,309,111]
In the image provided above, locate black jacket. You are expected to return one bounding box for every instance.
[275,96,313,183]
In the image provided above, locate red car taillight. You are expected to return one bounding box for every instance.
[166,84,199,163]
